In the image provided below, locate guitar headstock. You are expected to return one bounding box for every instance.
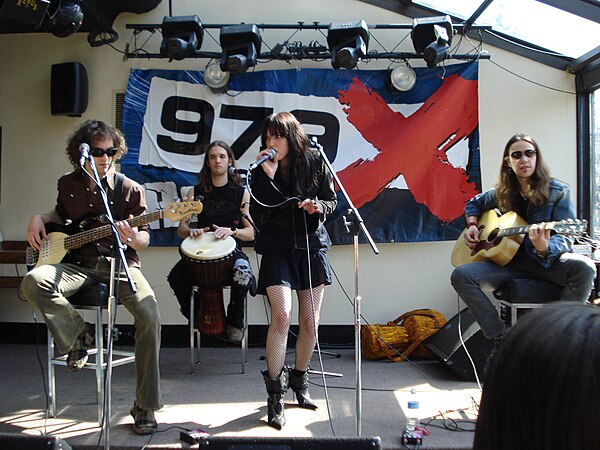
[164,201,203,220]
[551,218,588,236]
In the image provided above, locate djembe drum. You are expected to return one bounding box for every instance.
[179,232,236,335]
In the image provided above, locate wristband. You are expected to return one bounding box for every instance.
[467,221,478,229]
[231,227,238,238]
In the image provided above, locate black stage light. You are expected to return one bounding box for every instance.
[327,20,369,70]
[219,24,261,74]
[160,15,203,61]
[411,15,453,68]
[48,0,83,38]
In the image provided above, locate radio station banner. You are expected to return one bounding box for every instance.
[121,61,481,246]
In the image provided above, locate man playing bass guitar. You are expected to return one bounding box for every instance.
[20,120,162,435]
[451,134,596,350]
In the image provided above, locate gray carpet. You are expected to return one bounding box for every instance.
[0,343,479,449]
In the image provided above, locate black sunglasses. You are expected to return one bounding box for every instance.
[89,147,118,157]
[510,149,537,160]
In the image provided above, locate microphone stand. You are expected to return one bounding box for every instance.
[312,137,379,437]
[84,157,136,450]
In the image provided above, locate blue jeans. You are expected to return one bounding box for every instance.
[20,257,162,411]
[451,251,596,339]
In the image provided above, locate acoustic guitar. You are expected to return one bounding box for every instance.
[27,201,203,269]
[451,210,587,267]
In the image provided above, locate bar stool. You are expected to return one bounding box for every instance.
[493,278,564,328]
[47,283,135,425]
[189,286,248,374]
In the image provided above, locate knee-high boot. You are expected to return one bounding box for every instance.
[262,369,288,429]
[288,368,318,410]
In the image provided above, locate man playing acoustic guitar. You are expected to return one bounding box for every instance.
[451,133,596,349]
[20,120,163,435]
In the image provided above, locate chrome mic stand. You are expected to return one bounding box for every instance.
[85,156,136,450]
[311,138,379,436]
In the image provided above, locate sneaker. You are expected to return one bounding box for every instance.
[66,328,94,372]
[130,403,157,435]
[227,325,244,344]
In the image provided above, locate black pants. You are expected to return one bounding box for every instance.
[167,257,250,329]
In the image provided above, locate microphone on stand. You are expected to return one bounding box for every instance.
[249,148,277,171]
[229,167,249,175]
[79,143,90,167]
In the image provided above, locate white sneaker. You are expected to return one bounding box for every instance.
[227,326,244,344]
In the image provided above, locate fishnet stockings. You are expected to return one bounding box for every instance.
[265,284,324,379]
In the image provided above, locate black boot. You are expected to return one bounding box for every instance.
[288,368,318,410]
[262,369,288,430]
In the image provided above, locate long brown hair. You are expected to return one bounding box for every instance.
[66,120,127,169]
[197,140,241,196]
[260,112,317,197]
[495,134,550,211]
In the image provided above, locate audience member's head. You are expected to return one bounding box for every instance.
[474,302,600,450]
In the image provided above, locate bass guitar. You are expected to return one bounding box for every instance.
[27,201,203,269]
[451,210,587,267]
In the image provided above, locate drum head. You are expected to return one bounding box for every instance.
[180,232,236,261]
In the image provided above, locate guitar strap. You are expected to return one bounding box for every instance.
[112,172,125,220]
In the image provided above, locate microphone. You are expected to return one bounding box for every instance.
[249,148,277,171]
[229,167,248,175]
[79,143,90,167]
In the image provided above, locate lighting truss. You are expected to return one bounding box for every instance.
[125,21,491,63]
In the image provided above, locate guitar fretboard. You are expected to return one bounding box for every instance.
[64,210,164,251]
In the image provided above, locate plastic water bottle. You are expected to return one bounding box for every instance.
[406,387,420,431]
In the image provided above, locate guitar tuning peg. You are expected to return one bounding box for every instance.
[174,197,181,203]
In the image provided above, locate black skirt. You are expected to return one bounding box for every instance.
[256,248,332,295]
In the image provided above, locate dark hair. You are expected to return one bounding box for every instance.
[66,119,127,168]
[260,112,317,196]
[474,303,600,450]
[495,133,550,211]
[197,140,241,196]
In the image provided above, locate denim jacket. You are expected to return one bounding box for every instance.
[465,178,575,268]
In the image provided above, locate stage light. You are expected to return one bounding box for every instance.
[327,20,369,69]
[160,15,203,61]
[389,64,416,91]
[219,24,261,74]
[204,61,230,92]
[48,0,83,38]
[411,15,453,68]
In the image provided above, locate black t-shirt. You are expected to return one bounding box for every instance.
[193,183,244,230]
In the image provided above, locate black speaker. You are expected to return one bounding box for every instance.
[423,308,494,381]
[51,62,88,117]
[0,432,71,449]
[198,436,382,450]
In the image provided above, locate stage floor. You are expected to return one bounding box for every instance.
[0,343,480,449]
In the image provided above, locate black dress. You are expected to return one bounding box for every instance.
[249,150,337,294]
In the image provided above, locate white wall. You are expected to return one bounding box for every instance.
[0,0,577,326]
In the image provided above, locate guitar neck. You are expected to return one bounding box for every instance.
[63,210,164,251]
[497,224,532,238]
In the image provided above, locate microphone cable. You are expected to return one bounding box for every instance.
[301,210,337,437]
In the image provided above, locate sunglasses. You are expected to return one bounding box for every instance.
[510,149,537,160]
[89,147,118,157]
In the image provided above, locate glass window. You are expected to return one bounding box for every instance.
[413,0,600,58]
[593,90,599,239]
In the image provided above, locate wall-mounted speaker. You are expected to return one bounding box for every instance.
[423,307,495,381]
[51,62,88,117]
